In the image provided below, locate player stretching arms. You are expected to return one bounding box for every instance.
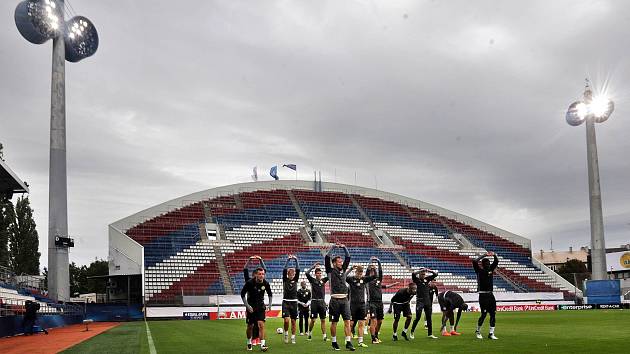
[241,266,272,352]
[306,263,329,341]
[297,281,311,336]
[346,265,377,348]
[325,244,355,351]
[411,268,439,339]
[367,257,398,344]
[388,283,417,341]
[473,251,499,340]
[244,256,266,346]
[437,290,468,336]
[282,255,300,344]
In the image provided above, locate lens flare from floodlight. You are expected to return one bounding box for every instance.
[591,96,614,123]
[64,16,99,63]
[15,0,62,44]
[566,101,586,126]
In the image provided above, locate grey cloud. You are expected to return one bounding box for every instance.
[1,0,629,266]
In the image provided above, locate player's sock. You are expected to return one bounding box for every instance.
[402,328,407,334]
[489,327,495,334]
[345,336,351,342]
[358,337,363,343]
[248,338,252,345]
[291,335,296,340]
[476,325,481,332]
[261,340,266,346]
[332,336,337,343]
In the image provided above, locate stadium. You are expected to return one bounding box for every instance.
[3,1,630,353]
[109,180,578,308]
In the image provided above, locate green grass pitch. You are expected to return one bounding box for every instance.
[62,310,630,354]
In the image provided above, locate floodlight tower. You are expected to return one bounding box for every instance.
[15,0,98,301]
[566,80,614,280]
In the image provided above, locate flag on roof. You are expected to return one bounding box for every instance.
[251,166,258,181]
[283,164,297,171]
[270,166,279,180]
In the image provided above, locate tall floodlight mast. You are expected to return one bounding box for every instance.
[565,80,614,280]
[15,0,99,301]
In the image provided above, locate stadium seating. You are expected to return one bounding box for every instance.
[124,188,574,303]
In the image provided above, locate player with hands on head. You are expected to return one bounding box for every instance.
[306,261,329,342]
[243,256,266,346]
[281,254,301,344]
[325,243,355,351]
[473,251,499,340]
[240,261,272,352]
[411,267,439,339]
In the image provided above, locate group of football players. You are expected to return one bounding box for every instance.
[240,244,499,351]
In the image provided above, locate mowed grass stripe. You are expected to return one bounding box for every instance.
[63,310,630,354]
[62,321,149,354]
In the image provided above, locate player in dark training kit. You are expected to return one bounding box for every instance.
[437,290,468,336]
[346,265,377,348]
[241,266,273,352]
[282,255,300,344]
[388,283,417,341]
[297,281,311,336]
[411,268,439,339]
[244,256,266,346]
[306,263,329,341]
[325,244,355,351]
[366,257,398,344]
[473,251,499,340]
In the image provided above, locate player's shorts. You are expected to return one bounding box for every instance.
[368,302,384,320]
[479,293,496,313]
[310,300,327,320]
[438,293,453,312]
[392,303,411,320]
[350,302,367,322]
[246,305,266,323]
[282,300,298,319]
[328,297,351,322]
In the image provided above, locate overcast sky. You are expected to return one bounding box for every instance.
[1,0,629,268]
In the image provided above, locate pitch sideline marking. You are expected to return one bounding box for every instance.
[145,320,157,354]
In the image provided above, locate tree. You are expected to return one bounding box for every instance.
[69,262,88,295]
[0,196,13,268]
[0,142,4,160]
[69,258,109,295]
[8,196,40,274]
[558,259,589,287]
[86,258,108,293]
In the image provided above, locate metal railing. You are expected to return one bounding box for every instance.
[0,296,84,317]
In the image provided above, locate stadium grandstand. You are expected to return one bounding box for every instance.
[108,181,579,314]
[1,157,84,337]
[0,157,29,199]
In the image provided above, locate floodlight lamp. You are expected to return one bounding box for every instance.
[64,16,99,62]
[590,96,614,123]
[566,101,586,126]
[15,0,63,44]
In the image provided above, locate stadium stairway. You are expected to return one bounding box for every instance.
[212,243,234,295]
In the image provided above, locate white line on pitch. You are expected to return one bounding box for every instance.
[145,320,157,354]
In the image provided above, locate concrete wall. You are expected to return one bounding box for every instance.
[108,225,143,281]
